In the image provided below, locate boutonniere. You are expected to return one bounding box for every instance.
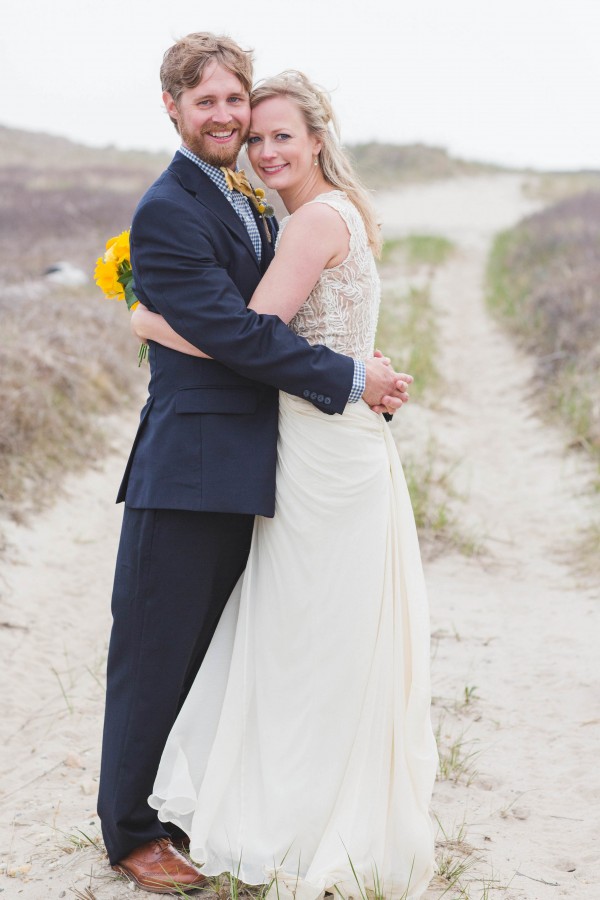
[252,187,275,219]
[252,188,275,244]
[221,168,275,242]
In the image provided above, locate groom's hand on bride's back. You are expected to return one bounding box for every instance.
[362,352,413,414]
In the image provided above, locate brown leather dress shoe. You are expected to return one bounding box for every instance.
[112,837,206,894]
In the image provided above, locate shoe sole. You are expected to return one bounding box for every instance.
[112,863,206,894]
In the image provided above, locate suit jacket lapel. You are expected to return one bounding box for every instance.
[168,153,261,272]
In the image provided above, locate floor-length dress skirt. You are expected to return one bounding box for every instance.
[149,393,438,900]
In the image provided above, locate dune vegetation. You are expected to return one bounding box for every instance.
[487,190,600,458]
[0,127,163,519]
[348,141,502,188]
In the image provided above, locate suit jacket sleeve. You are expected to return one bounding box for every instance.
[131,196,355,415]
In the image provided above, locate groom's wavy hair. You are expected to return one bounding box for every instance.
[251,71,382,256]
[161,33,254,133]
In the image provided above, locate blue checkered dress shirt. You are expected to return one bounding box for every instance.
[178,146,261,261]
[177,146,365,403]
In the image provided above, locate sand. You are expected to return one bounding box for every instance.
[1,175,598,899]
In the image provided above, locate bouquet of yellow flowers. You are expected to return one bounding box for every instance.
[94,230,147,364]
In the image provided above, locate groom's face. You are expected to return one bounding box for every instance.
[163,62,251,168]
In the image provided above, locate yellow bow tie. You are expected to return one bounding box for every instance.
[221,167,255,199]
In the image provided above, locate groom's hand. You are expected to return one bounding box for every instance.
[362,354,413,413]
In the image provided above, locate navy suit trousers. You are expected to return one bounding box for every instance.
[97,506,254,865]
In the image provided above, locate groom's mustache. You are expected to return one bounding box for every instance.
[200,121,245,134]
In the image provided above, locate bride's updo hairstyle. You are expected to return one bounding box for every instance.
[250,71,382,257]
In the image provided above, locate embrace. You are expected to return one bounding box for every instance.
[97,32,437,899]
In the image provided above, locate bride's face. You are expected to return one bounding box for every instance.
[247,96,321,192]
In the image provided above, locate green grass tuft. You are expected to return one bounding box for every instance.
[376,286,440,401]
[435,718,481,785]
[381,235,455,268]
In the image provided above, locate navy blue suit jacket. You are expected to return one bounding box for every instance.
[117,152,355,516]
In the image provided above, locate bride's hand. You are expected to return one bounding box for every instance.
[130,303,152,341]
[368,349,413,415]
[374,348,391,365]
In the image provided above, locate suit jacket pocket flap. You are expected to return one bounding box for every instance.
[175,386,259,415]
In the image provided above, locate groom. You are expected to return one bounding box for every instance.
[98,32,411,893]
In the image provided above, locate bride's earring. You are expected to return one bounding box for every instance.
[314,157,318,167]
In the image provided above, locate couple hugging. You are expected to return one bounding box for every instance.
[97,31,437,899]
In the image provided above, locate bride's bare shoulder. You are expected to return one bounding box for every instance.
[278,196,350,254]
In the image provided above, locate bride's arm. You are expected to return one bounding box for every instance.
[131,304,211,357]
[130,203,348,355]
[248,202,349,322]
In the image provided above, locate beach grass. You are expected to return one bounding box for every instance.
[376,235,481,557]
[381,235,455,268]
[486,191,600,458]
[572,521,600,578]
[70,889,99,900]
[400,440,473,556]
[56,823,106,857]
[522,171,600,203]
[348,142,502,189]
[0,132,153,525]
[435,718,481,785]
[0,282,146,521]
[376,286,440,401]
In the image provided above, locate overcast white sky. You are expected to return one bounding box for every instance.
[2,0,599,170]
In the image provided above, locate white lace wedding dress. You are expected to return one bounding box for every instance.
[149,192,438,900]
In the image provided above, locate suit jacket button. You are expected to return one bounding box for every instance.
[303,389,310,398]
[317,394,324,402]
[324,397,331,405]
[310,392,317,400]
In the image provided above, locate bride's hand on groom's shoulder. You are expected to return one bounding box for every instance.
[363,350,413,415]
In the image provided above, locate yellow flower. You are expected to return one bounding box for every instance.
[94,225,141,323]
[94,255,125,301]
[105,230,130,265]
[254,188,265,199]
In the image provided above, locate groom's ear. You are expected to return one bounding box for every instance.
[163,91,180,128]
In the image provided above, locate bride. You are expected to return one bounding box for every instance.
[131,71,437,900]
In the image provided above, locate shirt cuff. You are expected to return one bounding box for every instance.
[348,359,366,403]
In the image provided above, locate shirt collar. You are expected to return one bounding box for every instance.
[178,145,233,197]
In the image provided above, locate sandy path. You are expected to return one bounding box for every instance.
[1,175,598,898]
[378,176,599,899]
[0,414,140,897]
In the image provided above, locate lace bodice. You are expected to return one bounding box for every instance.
[276,191,380,358]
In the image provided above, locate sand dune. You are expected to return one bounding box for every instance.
[1,175,598,899]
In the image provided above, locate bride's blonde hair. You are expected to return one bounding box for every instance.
[250,71,382,257]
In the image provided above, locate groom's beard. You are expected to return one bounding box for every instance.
[180,118,249,169]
